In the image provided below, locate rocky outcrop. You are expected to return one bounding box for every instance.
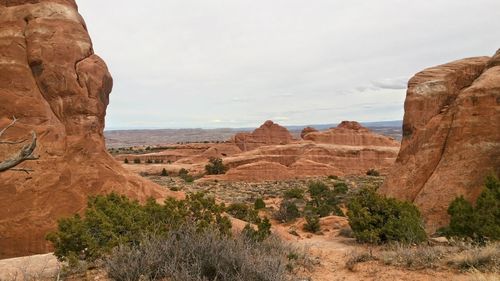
[209,142,398,181]
[303,121,400,147]
[233,120,293,151]
[300,126,318,139]
[0,0,179,258]
[379,53,500,232]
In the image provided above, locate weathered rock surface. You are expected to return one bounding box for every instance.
[119,121,400,182]
[233,120,293,151]
[304,121,400,147]
[209,142,398,181]
[380,53,500,232]
[0,0,179,259]
[300,126,318,139]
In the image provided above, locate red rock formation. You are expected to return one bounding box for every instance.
[300,126,318,139]
[379,53,500,232]
[0,0,179,258]
[209,141,398,181]
[233,120,293,151]
[303,121,400,147]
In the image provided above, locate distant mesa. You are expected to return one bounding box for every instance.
[380,50,500,232]
[200,119,401,181]
[232,120,294,151]
[303,120,400,147]
[300,126,318,139]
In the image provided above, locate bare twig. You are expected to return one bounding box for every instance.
[0,116,38,173]
[9,168,35,174]
[0,116,17,139]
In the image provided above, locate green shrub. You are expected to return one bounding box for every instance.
[303,212,321,233]
[46,192,231,263]
[226,203,260,223]
[333,182,348,194]
[254,198,266,210]
[123,158,129,164]
[178,168,194,183]
[146,159,153,164]
[308,181,329,198]
[243,217,272,242]
[306,181,344,217]
[133,158,141,164]
[274,200,300,223]
[284,188,304,200]
[160,168,168,177]
[442,175,500,241]
[347,188,426,244]
[205,157,228,175]
[366,169,380,176]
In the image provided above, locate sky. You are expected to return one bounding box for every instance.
[77,0,500,130]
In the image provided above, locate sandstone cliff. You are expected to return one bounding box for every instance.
[233,120,293,151]
[379,52,500,232]
[0,0,178,258]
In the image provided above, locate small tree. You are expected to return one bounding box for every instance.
[366,169,380,176]
[205,157,228,175]
[443,175,500,241]
[306,181,344,217]
[46,192,231,263]
[242,217,272,242]
[254,198,266,210]
[274,200,300,223]
[347,188,426,244]
[124,158,129,164]
[284,188,304,200]
[303,212,321,233]
[160,168,168,177]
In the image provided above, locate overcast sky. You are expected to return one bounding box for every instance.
[77,0,500,130]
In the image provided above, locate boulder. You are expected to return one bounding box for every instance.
[233,120,293,151]
[300,126,318,139]
[379,53,500,232]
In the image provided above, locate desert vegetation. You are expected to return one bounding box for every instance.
[440,175,499,241]
[347,187,427,244]
[44,192,313,281]
[205,157,228,175]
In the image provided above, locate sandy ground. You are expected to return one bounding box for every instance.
[0,235,495,281]
[0,253,60,281]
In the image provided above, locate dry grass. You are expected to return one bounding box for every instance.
[379,244,449,270]
[345,250,376,271]
[447,243,500,273]
[105,225,313,281]
[467,270,500,281]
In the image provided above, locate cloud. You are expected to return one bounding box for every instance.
[76,0,500,129]
[371,77,409,90]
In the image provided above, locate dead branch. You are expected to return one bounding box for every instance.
[0,117,38,173]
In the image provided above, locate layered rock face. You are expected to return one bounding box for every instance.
[200,121,400,181]
[0,0,176,258]
[233,120,294,151]
[303,121,400,147]
[300,126,318,139]
[380,53,500,232]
